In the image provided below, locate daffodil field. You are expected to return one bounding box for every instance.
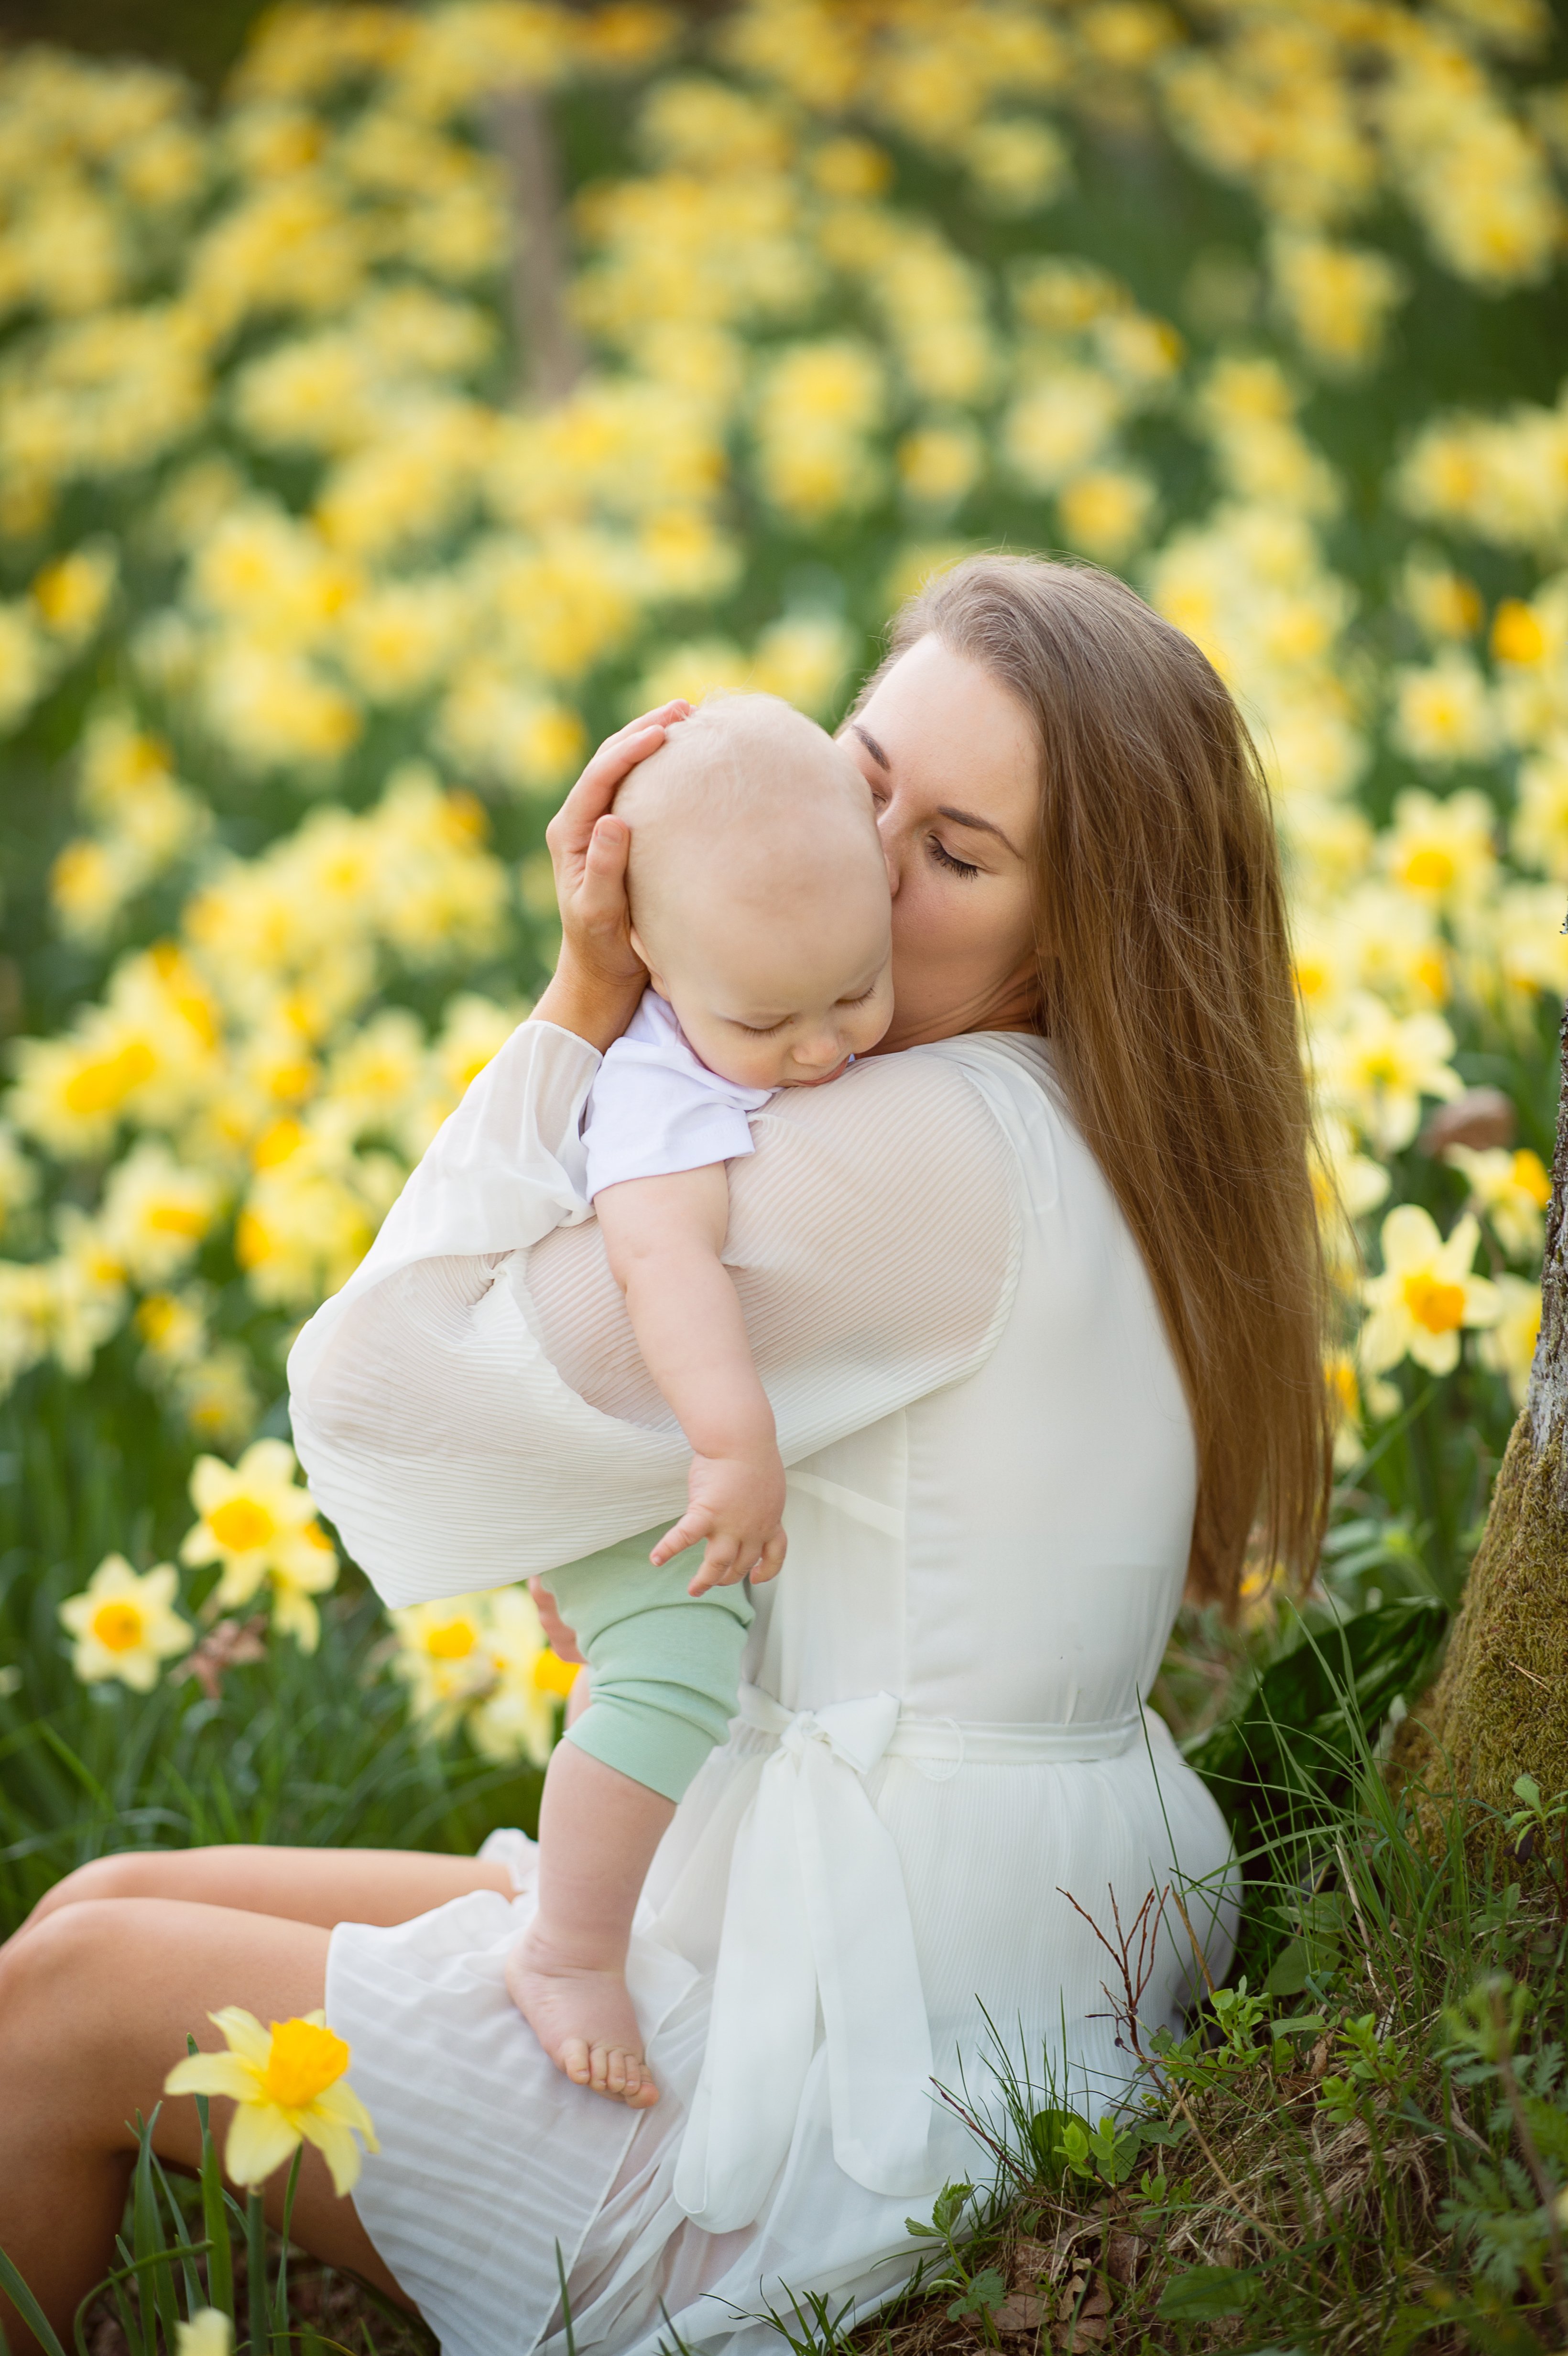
[1,0,1566,1924]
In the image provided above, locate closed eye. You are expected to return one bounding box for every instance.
[836,983,882,1009]
[929,837,980,880]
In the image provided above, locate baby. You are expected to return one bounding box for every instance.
[505,694,894,2106]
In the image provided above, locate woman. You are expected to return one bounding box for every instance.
[0,557,1331,2356]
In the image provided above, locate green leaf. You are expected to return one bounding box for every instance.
[1264,1940,1309,1996]
[0,2243,70,2356]
[1158,2265,1260,2322]
[947,2267,1006,2323]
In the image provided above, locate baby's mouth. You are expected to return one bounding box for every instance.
[791,1056,852,1088]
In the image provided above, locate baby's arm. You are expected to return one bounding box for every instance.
[594,1165,786,1595]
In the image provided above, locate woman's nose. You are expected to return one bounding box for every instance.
[874,801,904,896]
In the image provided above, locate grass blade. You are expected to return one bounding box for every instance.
[0,2245,70,2356]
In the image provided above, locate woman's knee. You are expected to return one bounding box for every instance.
[23,1850,183,1928]
[0,1899,122,2056]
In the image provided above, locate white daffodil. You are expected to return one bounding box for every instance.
[59,1555,193,1691]
[164,2007,376,2196]
[175,2312,233,2356]
[1361,1205,1500,1378]
[1319,995,1462,1156]
[1479,1274,1543,1408]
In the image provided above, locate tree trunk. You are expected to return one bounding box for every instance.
[486,88,586,405]
[1394,1008,1568,1810]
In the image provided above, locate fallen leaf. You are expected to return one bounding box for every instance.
[171,1614,268,1701]
[1420,1088,1514,1154]
[1062,2319,1107,2347]
[993,2291,1044,2333]
[1104,2233,1142,2284]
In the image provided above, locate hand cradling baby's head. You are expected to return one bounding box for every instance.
[613,693,893,1090]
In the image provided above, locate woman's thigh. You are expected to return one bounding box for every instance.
[0,1896,405,2304]
[24,1843,514,1932]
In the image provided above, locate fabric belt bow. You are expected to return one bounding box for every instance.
[673,1688,937,2235]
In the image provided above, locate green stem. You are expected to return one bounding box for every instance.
[197,2094,234,2323]
[272,2149,302,2353]
[246,2191,268,2356]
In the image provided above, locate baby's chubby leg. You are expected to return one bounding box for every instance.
[506,1746,673,2107]
[507,1539,751,2106]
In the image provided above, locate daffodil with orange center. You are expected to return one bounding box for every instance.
[1360,1204,1499,1380]
[164,2007,377,2195]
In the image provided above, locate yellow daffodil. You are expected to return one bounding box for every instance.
[468,1586,568,1766]
[267,1517,340,1653]
[164,2007,377,2195]
[1445,1144,1551,1260]
[1326,1350,1366,1468]
[59,1555,193,1691]
[180,1438,320,1607]
[388,1587,571,1763]
[1361,1206,1500,1379]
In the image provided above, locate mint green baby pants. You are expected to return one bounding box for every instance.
[541,1527,752,1805]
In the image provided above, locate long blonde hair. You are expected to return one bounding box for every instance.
[871,554,1333,1608]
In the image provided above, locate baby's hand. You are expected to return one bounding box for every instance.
[651,1447,787,1595]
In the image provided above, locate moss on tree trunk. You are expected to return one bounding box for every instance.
[1396,1007,1568,1811]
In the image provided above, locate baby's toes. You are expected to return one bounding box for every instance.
[560,2037,592,2088]
[624,2061,659,2109]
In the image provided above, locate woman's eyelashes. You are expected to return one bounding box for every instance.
[928,836,980,880]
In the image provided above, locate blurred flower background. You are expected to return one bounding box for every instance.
[0,0,1565,1911]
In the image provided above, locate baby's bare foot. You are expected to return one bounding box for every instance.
[505,1926,658,2107]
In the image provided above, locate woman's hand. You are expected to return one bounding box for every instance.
[532,701,692,1052]
[528,1577,586,1666]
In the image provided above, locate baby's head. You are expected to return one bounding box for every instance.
[615,693,893,1090]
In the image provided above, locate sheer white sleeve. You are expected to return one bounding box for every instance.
[290,1037,1021,1605]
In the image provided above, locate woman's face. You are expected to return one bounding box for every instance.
[839,633,1041,1052]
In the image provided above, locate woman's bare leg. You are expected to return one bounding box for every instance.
[0,1895,410,2353]
[22,1843,514,1934]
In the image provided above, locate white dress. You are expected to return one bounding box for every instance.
[288,1021,1237,2356]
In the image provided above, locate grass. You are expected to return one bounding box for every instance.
[0,1366,549,1931]
[6,1567,1568,2356]
[845,1737,1568,2356]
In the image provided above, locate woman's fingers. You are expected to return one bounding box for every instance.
[622,698,693,737]
[546,729,657,860]
[573,815,632,936]
[548,702,692,858]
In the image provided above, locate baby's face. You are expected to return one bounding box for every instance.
[644,883,894,1091]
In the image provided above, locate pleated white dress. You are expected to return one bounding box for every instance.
[288,1021,1237,2356]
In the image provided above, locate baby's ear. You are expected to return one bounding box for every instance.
[629,926,664,993]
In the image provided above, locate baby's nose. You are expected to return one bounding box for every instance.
[792,1030,844,1071]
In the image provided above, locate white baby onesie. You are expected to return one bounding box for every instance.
[580,988,776,1201]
